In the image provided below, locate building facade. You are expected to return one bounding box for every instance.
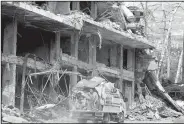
[1,2,154,111]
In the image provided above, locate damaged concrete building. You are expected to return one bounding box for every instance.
[1,1,154,112]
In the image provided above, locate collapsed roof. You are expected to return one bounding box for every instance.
[1,2,154,49]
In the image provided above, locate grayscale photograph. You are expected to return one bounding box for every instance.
[1,1,184,123]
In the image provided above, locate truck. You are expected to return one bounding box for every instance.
[70,76,127,123]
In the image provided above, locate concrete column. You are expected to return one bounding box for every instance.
[50,32,61,64]
[127,49,133,71]
[48,32,61,103]
[72,2,80,10]
[91,2,97,19]
[91,35,98,76]
[89,36,93,64]
[182,31,184,82]
[132,48,135,103]
[56,32,61,60]
[117,44,123,92]
[2,18,17,106]
[110,45,117,67]
[70,32,79,94]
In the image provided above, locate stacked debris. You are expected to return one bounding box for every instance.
[128,94,182,121]
[2,101,73,123]
[176,100,184,110]
[96,2,145,36]
[99,19,122,31]
[2,105,29,123]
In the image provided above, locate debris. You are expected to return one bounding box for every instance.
[176,100,184,110]
[68,10,94,20]
[143,71,184,114]
[99,19,122,31]
[35,104,56,110]
[2,105,29,123]
[159,106,182,118]
[119,4,135,23]
[128,94,182,121]
[3,115,28,123]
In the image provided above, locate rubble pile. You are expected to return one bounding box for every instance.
[159,106,182,118]
[66,10,94,25]
[2,97,73,123]
[128,95,182,121]
[176,100,184,110]
[69,10,93,20]
[99,19,122,31]
[2,104,29,123]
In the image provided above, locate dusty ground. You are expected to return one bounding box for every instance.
[43,115,184,123]
[124,116,184,123]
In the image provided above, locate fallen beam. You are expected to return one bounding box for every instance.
[144,71,184,114]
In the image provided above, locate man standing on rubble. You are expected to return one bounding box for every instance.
[87,89,99,110]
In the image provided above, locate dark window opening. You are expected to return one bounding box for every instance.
[80,1,91,15]
[78,35,89,63]
[35,1,47,6]
[17,23,54,61]
[1,17,14,53]
[107,48,111,67]
[60,36,71,56]
[123,49,128,70]
[70,2,72,10]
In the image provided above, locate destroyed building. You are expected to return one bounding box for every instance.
[1,1,154,113]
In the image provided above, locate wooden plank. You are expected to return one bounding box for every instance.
[2,18,17,106]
